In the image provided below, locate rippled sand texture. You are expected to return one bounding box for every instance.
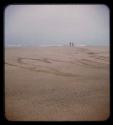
[5,46,110,121]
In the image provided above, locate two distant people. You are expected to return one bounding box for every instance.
[69,42,74,47]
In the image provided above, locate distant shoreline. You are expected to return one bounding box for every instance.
[5,45,109,48]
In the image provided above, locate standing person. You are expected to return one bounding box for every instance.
[69,42,71,47]
[72,42,74,47]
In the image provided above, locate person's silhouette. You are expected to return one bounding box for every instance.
[69,42,71,47]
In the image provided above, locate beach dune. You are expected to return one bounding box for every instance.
[5,46,110,121]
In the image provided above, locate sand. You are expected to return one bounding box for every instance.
[5,46,110,121]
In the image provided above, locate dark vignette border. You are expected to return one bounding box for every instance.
[0,0,112,124]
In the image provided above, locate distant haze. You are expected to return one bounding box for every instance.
[5,5,109,47]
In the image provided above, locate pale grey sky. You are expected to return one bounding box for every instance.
[5,5,109,46]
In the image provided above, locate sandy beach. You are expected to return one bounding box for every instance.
[5,46,110,121]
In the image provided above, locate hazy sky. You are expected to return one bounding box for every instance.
[5,5,109,46]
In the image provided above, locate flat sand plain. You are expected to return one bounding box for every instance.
[5,46,110,121]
